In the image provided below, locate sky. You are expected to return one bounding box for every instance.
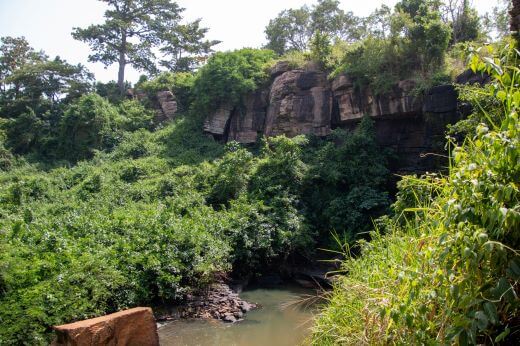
[0,0,496,83]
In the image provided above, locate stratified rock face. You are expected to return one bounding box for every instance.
[265,70,331,138]
[203,63,464,173]
[52,307,159,346]
[228,91,268,143]
[331,76,421,123]
[155,91,177,123]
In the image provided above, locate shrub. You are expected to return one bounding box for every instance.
[118,99,154,131]
[136,72,195,112]
[303,118,391,243]
[192,49,275,114]
[59,93,121,161]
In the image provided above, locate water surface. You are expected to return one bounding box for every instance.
[158,286,315,346]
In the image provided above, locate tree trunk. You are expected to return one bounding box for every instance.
[118,33,127,95]
[118,57,126,95]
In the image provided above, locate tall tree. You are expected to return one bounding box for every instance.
[72,0,183,94]
[482,0,512,39]
[362,5,392,39]
[159,19,220,72]
[264,1,362,55]
[0,36,44,95]
[311,0,361,42]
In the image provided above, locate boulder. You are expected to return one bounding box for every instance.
[52,307,159,346]
[455,69,490,85]
[223,313,237,323]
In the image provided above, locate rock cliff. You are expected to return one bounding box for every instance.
[203,62,466,173]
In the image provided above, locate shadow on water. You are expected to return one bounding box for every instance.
[158,286,318,346]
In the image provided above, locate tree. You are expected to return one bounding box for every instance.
[264,7,312,55]
[72,0,183,94]
[442,0,481,44]
[264,1,362,55]
[311,0,361,42]
[0,37,93,119]
[362,5,392,39]
[392,0,452,73]
[0,36,43,95]
[482,0,512,39]
[159,19,220,72]
[309,30,332,68]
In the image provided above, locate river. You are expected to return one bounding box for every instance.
[158,286,316,346]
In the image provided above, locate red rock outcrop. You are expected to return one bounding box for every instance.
[52,307,159,346]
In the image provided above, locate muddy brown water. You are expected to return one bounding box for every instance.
[158,286,316,346]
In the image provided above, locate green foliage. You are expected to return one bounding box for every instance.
[207,142,253,206]
[72,0,182,92]
[72,0,217,93]
[312,42,520,345]
[192,49,275,113]
[59,93,121,161]
[449,39,518,138]
[158,19,220,72]
[329,0,451,94]
[136,71,195,112]
[264,6,312,55]
[304,118,390,243]
[1,36,92,117]
[118,99,154,131]
[482,0,512,40]
[309,31,332,68]
[264,0,362,55]
[449,0,482,44]
[331,37,400,93]
[95,80,131,104]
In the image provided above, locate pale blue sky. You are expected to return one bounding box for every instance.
[0,0,495,83]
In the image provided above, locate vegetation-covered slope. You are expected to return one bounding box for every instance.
[0,0,517,344]
[311,42,519,345]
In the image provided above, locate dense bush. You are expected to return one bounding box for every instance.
[303,118,390,243]
[311,42,519,345]
[192,48,275,113]
[59,93,121,161]
[135,72,196,112]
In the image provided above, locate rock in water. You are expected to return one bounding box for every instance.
[52,307,159,346]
